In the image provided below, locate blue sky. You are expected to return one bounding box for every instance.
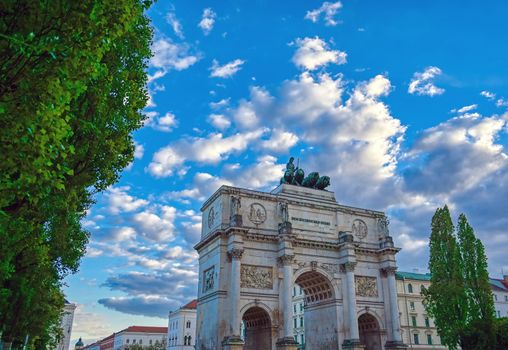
[66,0,508,343]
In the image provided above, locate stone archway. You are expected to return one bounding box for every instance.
[242,306,272,350]
[295,270,338,349]
[358,313,382,350]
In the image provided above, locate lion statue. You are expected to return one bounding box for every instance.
[315,176,330,190]
[292,168,305,185]
[302,172,319,188]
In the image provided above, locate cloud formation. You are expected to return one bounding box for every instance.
[305,1,343,26]
[210,59,245,78]
[292,37,347,71]
[198,8,216,35]
[408,66,445,96]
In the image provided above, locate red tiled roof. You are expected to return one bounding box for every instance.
[181,299,197,309]
[123,326,167,333]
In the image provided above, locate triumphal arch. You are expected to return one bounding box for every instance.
[194,159,407,350]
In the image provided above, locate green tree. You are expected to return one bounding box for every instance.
[423,205,467,349]
[424,207,496,349]
[0,0,153,346]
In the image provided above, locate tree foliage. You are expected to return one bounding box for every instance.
[423,206,495,349]
[0,0,153,346]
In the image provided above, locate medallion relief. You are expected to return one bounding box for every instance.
[355,276,378,297]
[248,203,267,225]
[352,219,368,239]
[240,265,273,289]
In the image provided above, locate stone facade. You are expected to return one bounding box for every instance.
[57,301,76,350]
[194,184,406,350]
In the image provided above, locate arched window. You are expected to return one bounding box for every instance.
[408,283,413,293]
[420,284,425,294]
[186,320,191,328]
[188,336,192,345]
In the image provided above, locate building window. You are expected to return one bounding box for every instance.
[188,336,191,345]
[300,317,304,327]
[411,316,417,327]
[505,295,508,302]
[133,340,136,344]
[294,304,297,314]
[413,334,419,345]
[139,340,142,345]
[408,283,413,293]
[294,335,298,343]
[410,301,415,311]
[294,318,297,328]
[186,320,191,328]
[300,334,304,345]
[149,340,152,345]
[494,294,497,301]
[497,310,501,318]
[420,285,425,294]
[425,317,430,327]
[126,340,129,344]
[427,334,432,345]
[300,303,304,312]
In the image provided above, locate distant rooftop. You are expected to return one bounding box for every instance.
[396,271,431,281]
[182,299,197,310]
[121,326,167,333]
[397,271,508,292]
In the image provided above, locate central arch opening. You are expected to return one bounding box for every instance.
[358,313,382,350]
[294,270,337,349]
[242,306,272,350]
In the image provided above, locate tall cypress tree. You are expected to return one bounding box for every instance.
[423,206,468,349]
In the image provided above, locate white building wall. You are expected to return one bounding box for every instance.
[115,331,166,350]
[167,309,196,350]
[493,287,508,319]
[292,285,305,349]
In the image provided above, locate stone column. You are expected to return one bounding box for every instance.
[222,248,244,350]
[342,262,363,349]
[383,267,407,349]
[276,254,298,350]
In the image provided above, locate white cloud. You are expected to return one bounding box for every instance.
[451,104,478,114]
[150,38,200,73]
[134,141,144,159]
[132,205,177,242]
[208,114,231,130]
[408,66,445,96]
[210,59,245,78]
[292,37,347,71]
[110,226,137,241]
[232,86,273,129]
[496,98,508,107]
[480,90,496,100]
[198,8,216,35]
[144,111,178,132]
[209,98,230,109]
[105,187,148,214]
[397,233,427,252]
[147,129,267,178]
[223,155,286,189]
[72,304,114,340]
[305,1,343,26]
[166,12,184,39]
[261,129,299,152]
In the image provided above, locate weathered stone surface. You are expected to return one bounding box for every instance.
[195,183,406,349]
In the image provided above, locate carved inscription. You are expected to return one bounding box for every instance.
[203,266,215,293]
[355,276,378,297]
[241,265,273,289]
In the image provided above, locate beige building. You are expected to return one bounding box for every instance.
[396,272,444,349]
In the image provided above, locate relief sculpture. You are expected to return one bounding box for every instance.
[241,265,273,289]
[203,266,215,293]
[355,276,378,297]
